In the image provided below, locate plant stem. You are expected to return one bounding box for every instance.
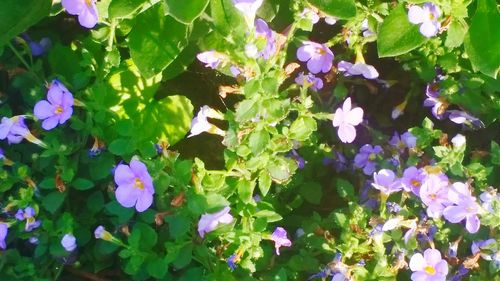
[7,42,44,83]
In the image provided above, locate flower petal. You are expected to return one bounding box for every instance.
[41,116,60,130]
[135,191,153,212]
[306,57,323,74]
[114,164,135,186]
[408,6,425,24]
[420,21,439,37]
[61,0,85,15]
[115,184,139,208]
[347,107,364,126]
[34,100,55,120]
[443,206,467,223]
[332,108,344,127]
[78,5,99,29]
[409,253,426,271]
[465,215,480,233]
[47,82,64,105]
[58,106,73,124]
[423,248,442,267]
[342,97,352,112]
[337,124,356,143]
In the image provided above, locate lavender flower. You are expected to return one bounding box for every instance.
[94,225,112,241]
[409,249,448,281]
[423,84,447,119]
[61,234,77,252]
[34,80,74,130]
[232,0,263,28]
[255,18,277,59]
[0,116,29,144]
[21,34,51,57]
[188,106,225,138]
[337,60,379,79]
[61,0,99,29]
[296,41,334,74]
[295,72,323,91]
[443,182,480,233]
[299,8,320,25]
[471,239,497,262]
[361,19,375,37]
[288,149,305,169]
[197,50,226,69]
[408,3,441,38]
[270,227,291,255]
[401,166,425,195]
[479,188,498,213]
[354,144,383,175]
[0,223,7,249]
[447,110,484,128]
[389,131,417,151]
[198,206,234,238]
[227,254,238,271]
[419,175,450,218]
[114,159,155,212]
[372,169,402,195]
[449,265,469,281]
[15,207,41,232]
[332,97,364,143]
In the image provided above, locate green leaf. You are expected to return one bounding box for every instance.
[267,157,295,184]
[72,178,95,191]
[289,116,317,141]
[129,3,188,78]
[237,179,255,203]
[164,0,210,24]
[254,210,282,222]
[248,129,270,155]
[377,5,426,57]
[146,257,168,279]
[140,95,194,145]
[491,141,500,165]
[335,178,354,199]
[108,138,136,156]
[445,20,467,48]
[306,0,356,19]
[0,0,52,47]
[258,170,272,196]
[42,192,65,214]
[165,215,191,239]
[210,0,245,36]
[109,0,146,18]
[463,0,500,79]
[299,182,322,204]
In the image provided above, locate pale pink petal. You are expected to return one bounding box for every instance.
[346,107,363,125]
[408,6,425,24]
[332,108,344,127]
[409,253,426,271]
[337,124,356,143]
[342,97,352,112]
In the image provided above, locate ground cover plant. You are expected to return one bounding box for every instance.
[0,0,499,280]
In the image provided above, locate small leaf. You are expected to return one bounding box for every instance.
[258,170,272,196]
[72,178,95,190]
[248,129,270,155]
[108,138,135,156]
[299,182,322,204]
[307,0,356,19]
[445,20,467,48]
[377,4,426,57]
[109,0,146,18]
[42,192,65,214]
[237,179,255,204]
[335,178,355,199]
[289,116,317,141]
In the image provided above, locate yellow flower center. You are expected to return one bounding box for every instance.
[368,153,377,161]
[54,106,63,115]
[429,193,437,200]
[424,265,436,275]
[411,179,421,187]
[134,178,144,190]
[85,0,93,7]
[424,166,442,174]
[316,48,326,55]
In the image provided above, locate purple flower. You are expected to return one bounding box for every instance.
[387,202,402,213]
[227,254,238,271]
[299,8,320,25]
[354,144,383,175]
[94,225,114,241]
[449,265,469,281]
[188,106,225,138]
[0,116,29,144]
[419,175,450,218]
[443,182,480,233]
[389,131,417,151]
[361,19,376,37]
[471,239,497,262]
[197,50,226,69]
[270,227,291,255]
[61,0,99,29]
[114,159,155,212]
[423,84,448,119]
[409,249,448,281]
[479,188,498,213]
[296,41,334,74]
[332,97,364,143]
[61,234,77,252]
[288,149,305,169]
[255,19,277,59]
[21,34,51,57]
[408,3,441,38]
[295,72,323,91]
[337,61,379,79]
[371,169,402,195]
[447,110,484,128]
[232,0,263,17]
[15,207,41,232]
[34,80,74,130]
[198,206,234,238]
[0,223,8,249]
[401,166,426,194]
